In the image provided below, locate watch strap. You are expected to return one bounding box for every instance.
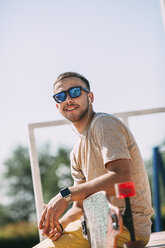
[64,194,72,204]
[60,187,73,204]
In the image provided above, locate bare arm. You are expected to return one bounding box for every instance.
[70,159,132,201]
[40,159,132,239]
[40,199,83,241]
[59,200,83,229]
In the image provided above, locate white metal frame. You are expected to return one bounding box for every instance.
[28,107,165,240]
[160,0,165,32]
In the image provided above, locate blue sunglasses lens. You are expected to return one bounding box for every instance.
[55,92,66,103]
[69,87,81,98]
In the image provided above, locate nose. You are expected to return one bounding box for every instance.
[65,93,74,104]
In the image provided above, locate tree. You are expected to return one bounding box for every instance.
[1,144,73,225]
[39,144,73,202]
[0,204,13,226]
[3,145,34,222]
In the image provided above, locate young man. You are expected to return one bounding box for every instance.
[34,72,153,248]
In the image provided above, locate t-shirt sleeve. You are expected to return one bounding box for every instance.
[92,116,131,165]
[70,149,86,186]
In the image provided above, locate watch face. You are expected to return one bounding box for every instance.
[60,187,70,197]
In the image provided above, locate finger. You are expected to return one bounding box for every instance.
[42,227,51,236]
[44,226,60,239]
[50,231,62,241]
[47,228,59,238]
[50,212,62,231]
[43,228,55,237]
[43,206,53,232]
[50,209,56,230]
[39,207,47,230]
[52,217,61,232]
[49,205,60,231]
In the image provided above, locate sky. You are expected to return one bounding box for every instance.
[0,0,165,200]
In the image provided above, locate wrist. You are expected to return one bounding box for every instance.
[59,217,70,230]
[60,187,73,205]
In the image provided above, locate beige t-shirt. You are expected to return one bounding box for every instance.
[70,113,154,237]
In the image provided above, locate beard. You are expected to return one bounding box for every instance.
[64,104,89,123]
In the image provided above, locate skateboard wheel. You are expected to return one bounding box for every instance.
[115,182,136,199]
[111,213,119,230]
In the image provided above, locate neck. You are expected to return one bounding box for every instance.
[73,109,95,134]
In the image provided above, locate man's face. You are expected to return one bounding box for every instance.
[54,77,90,123]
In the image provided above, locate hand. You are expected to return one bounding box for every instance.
[39,193,68,236]
[42,224,63,241]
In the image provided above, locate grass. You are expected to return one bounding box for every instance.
[0,221,38,238]
[0,222,39,248]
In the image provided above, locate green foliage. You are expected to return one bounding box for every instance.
[1,144,73,225]
[0,205,14,226]
[40,145,73,202]
[3,145,35,222]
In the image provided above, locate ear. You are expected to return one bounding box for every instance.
[88,91,94,103]
[56,103,59,109]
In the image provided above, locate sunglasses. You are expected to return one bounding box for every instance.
[53,86,89,103]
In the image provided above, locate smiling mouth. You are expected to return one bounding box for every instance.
[65,105,79,111]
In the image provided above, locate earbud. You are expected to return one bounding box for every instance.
[89,98,91,103]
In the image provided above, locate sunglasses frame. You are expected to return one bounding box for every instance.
[53,86,89,103]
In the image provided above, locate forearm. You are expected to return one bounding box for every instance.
[60,201,83,229]
[70,159,132,202]
[60,173,116,228]
[70,172,116,202]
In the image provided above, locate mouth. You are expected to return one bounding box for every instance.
[64,105,79,112]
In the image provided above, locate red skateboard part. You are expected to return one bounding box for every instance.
[115,182,136,199]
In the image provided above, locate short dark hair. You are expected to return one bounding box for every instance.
[53,72,90,91]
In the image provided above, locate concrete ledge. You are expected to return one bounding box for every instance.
[146,231,165,247]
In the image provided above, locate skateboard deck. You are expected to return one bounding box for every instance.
[81,191,122,248]
[81,182,145,248]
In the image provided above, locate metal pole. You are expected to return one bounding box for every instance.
[158,148,165,189]
[160,0,165,32]
[153,147,162,231]
[28,124,44,241]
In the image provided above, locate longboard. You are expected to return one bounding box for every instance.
[81,191,122,248]
[81,182,145,248]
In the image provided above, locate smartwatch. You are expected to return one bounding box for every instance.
[60,187,73,204]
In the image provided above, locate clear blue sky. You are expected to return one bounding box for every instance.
[0,0,165,197]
